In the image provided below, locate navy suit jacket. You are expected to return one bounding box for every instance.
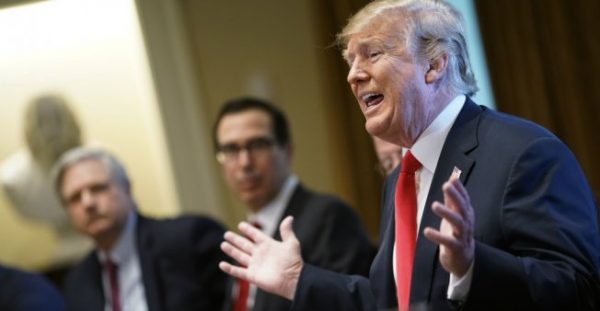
[0,264,65,311]
[292,99,600,310]
[224,184,374,311]
[63,214,227,311]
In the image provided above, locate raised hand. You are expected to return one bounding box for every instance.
[423,175,475,278]
[219,216,303,300]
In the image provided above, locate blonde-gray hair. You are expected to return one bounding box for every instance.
[51,147,131,201]
[337,0,478,96]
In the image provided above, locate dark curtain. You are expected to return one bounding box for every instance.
[475,0,600,213]
[309,0,381,241]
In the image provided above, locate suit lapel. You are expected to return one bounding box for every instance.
[137,216,163,311]
[372,170,400,308]
[271,184,306,242]
[410,99,481,302]
[80,254,105,311]
[255,184,305,310]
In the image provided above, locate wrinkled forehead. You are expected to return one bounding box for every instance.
[342,16,409,59]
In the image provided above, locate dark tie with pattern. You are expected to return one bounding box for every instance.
[104,258,121,311]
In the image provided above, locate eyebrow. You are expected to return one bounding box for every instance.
[219,135,273,146]
[342,49,353,64]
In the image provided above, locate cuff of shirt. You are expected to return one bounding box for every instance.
[446,259,474,301]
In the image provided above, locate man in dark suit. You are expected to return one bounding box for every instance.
[218,0,600,310]
[213,97,373,310]
[0,263,65,310]
[52,147,227,311]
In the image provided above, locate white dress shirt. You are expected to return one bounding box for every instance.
[392,95,474,301]
[98,211,148,311]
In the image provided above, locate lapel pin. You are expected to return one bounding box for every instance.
[451,166,462,180]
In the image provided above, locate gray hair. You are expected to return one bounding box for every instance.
[337,0,478,96]
[51,147,131,200]
[24,94,82,172]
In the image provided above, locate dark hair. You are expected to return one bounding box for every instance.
[212,97,290,152]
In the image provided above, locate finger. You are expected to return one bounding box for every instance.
[219,261,248,280]
[423,227,460,249]
[224,231,256,255]
[451,179,473,221]
[279,216,296,242]
[239,221,268,243]
[444,181,475,226]
[431,202,464,236]
[450,177,469,200]
[221,241,251,266]
[443,181,468,217]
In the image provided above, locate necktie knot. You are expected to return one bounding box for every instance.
[104,258,117,273]
[400,151,421,174]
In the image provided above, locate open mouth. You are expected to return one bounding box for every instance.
[362,93,384,108]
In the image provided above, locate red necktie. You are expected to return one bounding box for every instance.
[232,221,262,311]
[395,151,421,311]
[232,276,249,311]
[104,258,121,311]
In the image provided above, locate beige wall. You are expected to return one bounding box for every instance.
[179,0,346,227]
[0,0,179,270]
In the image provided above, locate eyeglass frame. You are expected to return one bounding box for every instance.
[215,136,279,164]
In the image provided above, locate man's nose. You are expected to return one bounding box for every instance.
[347,59,368,84]
[80,189,96,209]
[237,148,253,167]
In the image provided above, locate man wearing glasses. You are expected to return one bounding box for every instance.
[213,97,374,311]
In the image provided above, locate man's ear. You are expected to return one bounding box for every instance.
[425,53,448,84]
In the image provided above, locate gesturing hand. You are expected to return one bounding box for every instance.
[423,176,475,278]
[219,216,303,300]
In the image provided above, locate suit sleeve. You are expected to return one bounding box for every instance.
[290,264,377,311]
[188,218,229,311]
[464,137,600,310]
[305,200,374,276]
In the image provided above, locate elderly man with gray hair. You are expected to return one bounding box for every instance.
[218,0,600,310]
[53,147,227,311]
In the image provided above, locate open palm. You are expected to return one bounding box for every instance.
[219,216,303,300]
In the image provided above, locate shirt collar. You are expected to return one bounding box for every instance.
[249,175,299,236]
[97,210,137,265]
[409,95,466,173]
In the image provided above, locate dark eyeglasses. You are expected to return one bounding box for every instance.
[216,137,276,164]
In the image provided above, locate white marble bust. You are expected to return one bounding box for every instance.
[0,95,91,268]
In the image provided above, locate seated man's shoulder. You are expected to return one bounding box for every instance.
[0,264,52,290]
[138,215,225,252]
[144,214,223,231]
[63,252,97,286]
[300,188,357,217]
[0,264,64,310]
